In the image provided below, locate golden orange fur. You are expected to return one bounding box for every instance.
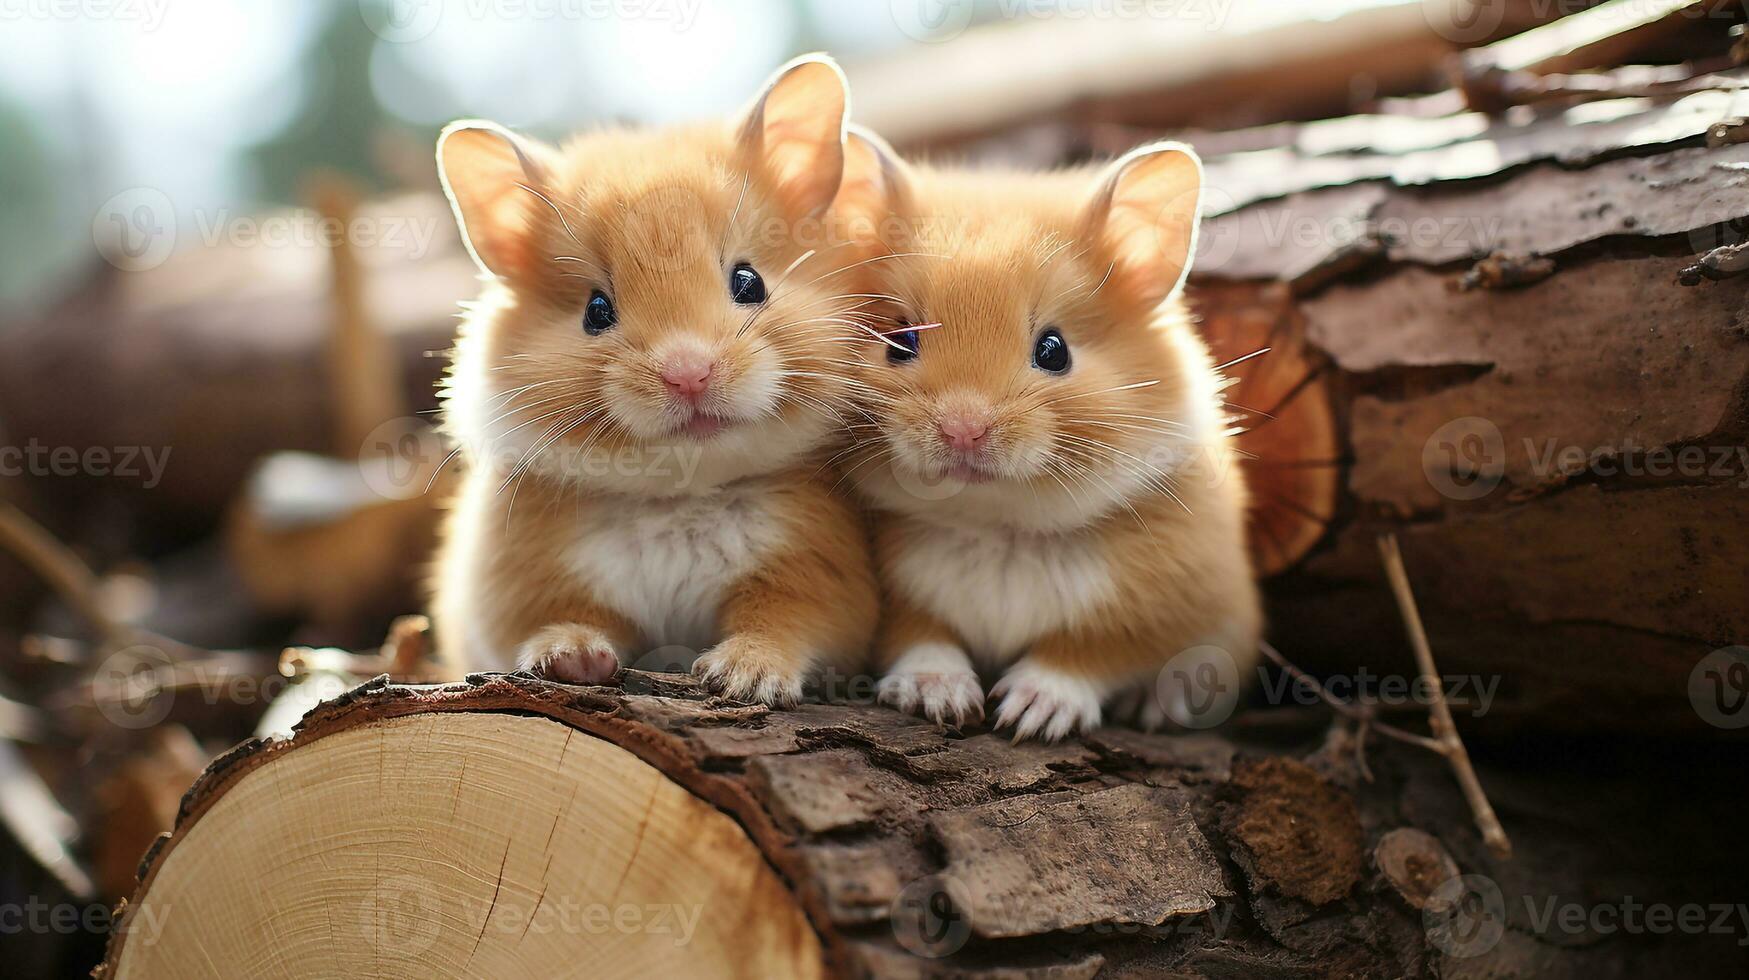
[430,56,877,704]
[833,130,1262,740]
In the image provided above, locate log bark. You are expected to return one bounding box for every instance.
[1169,80,1749,733]
[99,673,1749,978]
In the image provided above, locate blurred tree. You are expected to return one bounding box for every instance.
[0,98,80,316]
[248,1,409,204]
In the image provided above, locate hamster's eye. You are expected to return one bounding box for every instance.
[583,291,617,335]
[886,323,920,364]
[1032,328,1070,373]
[729,263,766,305]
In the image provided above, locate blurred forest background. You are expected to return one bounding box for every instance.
[0,0,1395,312]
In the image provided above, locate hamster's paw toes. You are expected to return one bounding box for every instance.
[692,636,806,707]
[877,643,983,727]
[516,624,621,685]
[990,662,1103,743]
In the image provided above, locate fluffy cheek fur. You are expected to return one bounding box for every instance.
[448,268,855,498]
[851,346,1207,532]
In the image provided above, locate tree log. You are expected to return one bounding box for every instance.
[100,673,1749,978]
[1173,82,1749,733]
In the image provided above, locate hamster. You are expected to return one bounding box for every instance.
[429,55,878,705]
[831,128,1262,741]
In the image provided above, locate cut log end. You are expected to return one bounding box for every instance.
[103,700,821,980]
[1192,282,1341,577]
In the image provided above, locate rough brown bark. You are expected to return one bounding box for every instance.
[101,673,1749,978]
[1180,81,1749,732]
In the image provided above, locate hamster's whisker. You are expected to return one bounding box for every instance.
[1097,412,1188,429]
[1057,435,1192,516]
[877,321,941,336]
[1085,260,1118,299]
[785,250,945,296]
[1040,379,1161,406]
[1038,236,1078,268]
[498,406,604,497]
[720,173,750,255]
[518,182,586,250]
[1214,347,1271,372]
[1063,418,1186,438]
[1052,444,1153,529]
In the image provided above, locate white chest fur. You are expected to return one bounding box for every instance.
[890,520,1117,665]
[566,486,788,651]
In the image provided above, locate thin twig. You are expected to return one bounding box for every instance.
[0,501,129,649]
[1377,532,1512,859]
[1257,639,1442,753]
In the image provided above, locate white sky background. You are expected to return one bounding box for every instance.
[0,0,1408,310]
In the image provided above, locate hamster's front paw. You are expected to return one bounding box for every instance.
[990,660,1104,743]
[692,635,806,707]
[877,642,984,727]
[517,624,621,685]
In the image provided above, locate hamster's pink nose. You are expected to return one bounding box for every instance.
[938,413,990,452]
[660,353,714,401]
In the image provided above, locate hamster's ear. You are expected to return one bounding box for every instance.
[1080,142,1203,309]
[437,120,555,280]
[738,53,848,219]
[831,125,912,248]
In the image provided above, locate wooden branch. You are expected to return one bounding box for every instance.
[1378,533,1513,859]
[306,172,407,458]
[0,501,127,650]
